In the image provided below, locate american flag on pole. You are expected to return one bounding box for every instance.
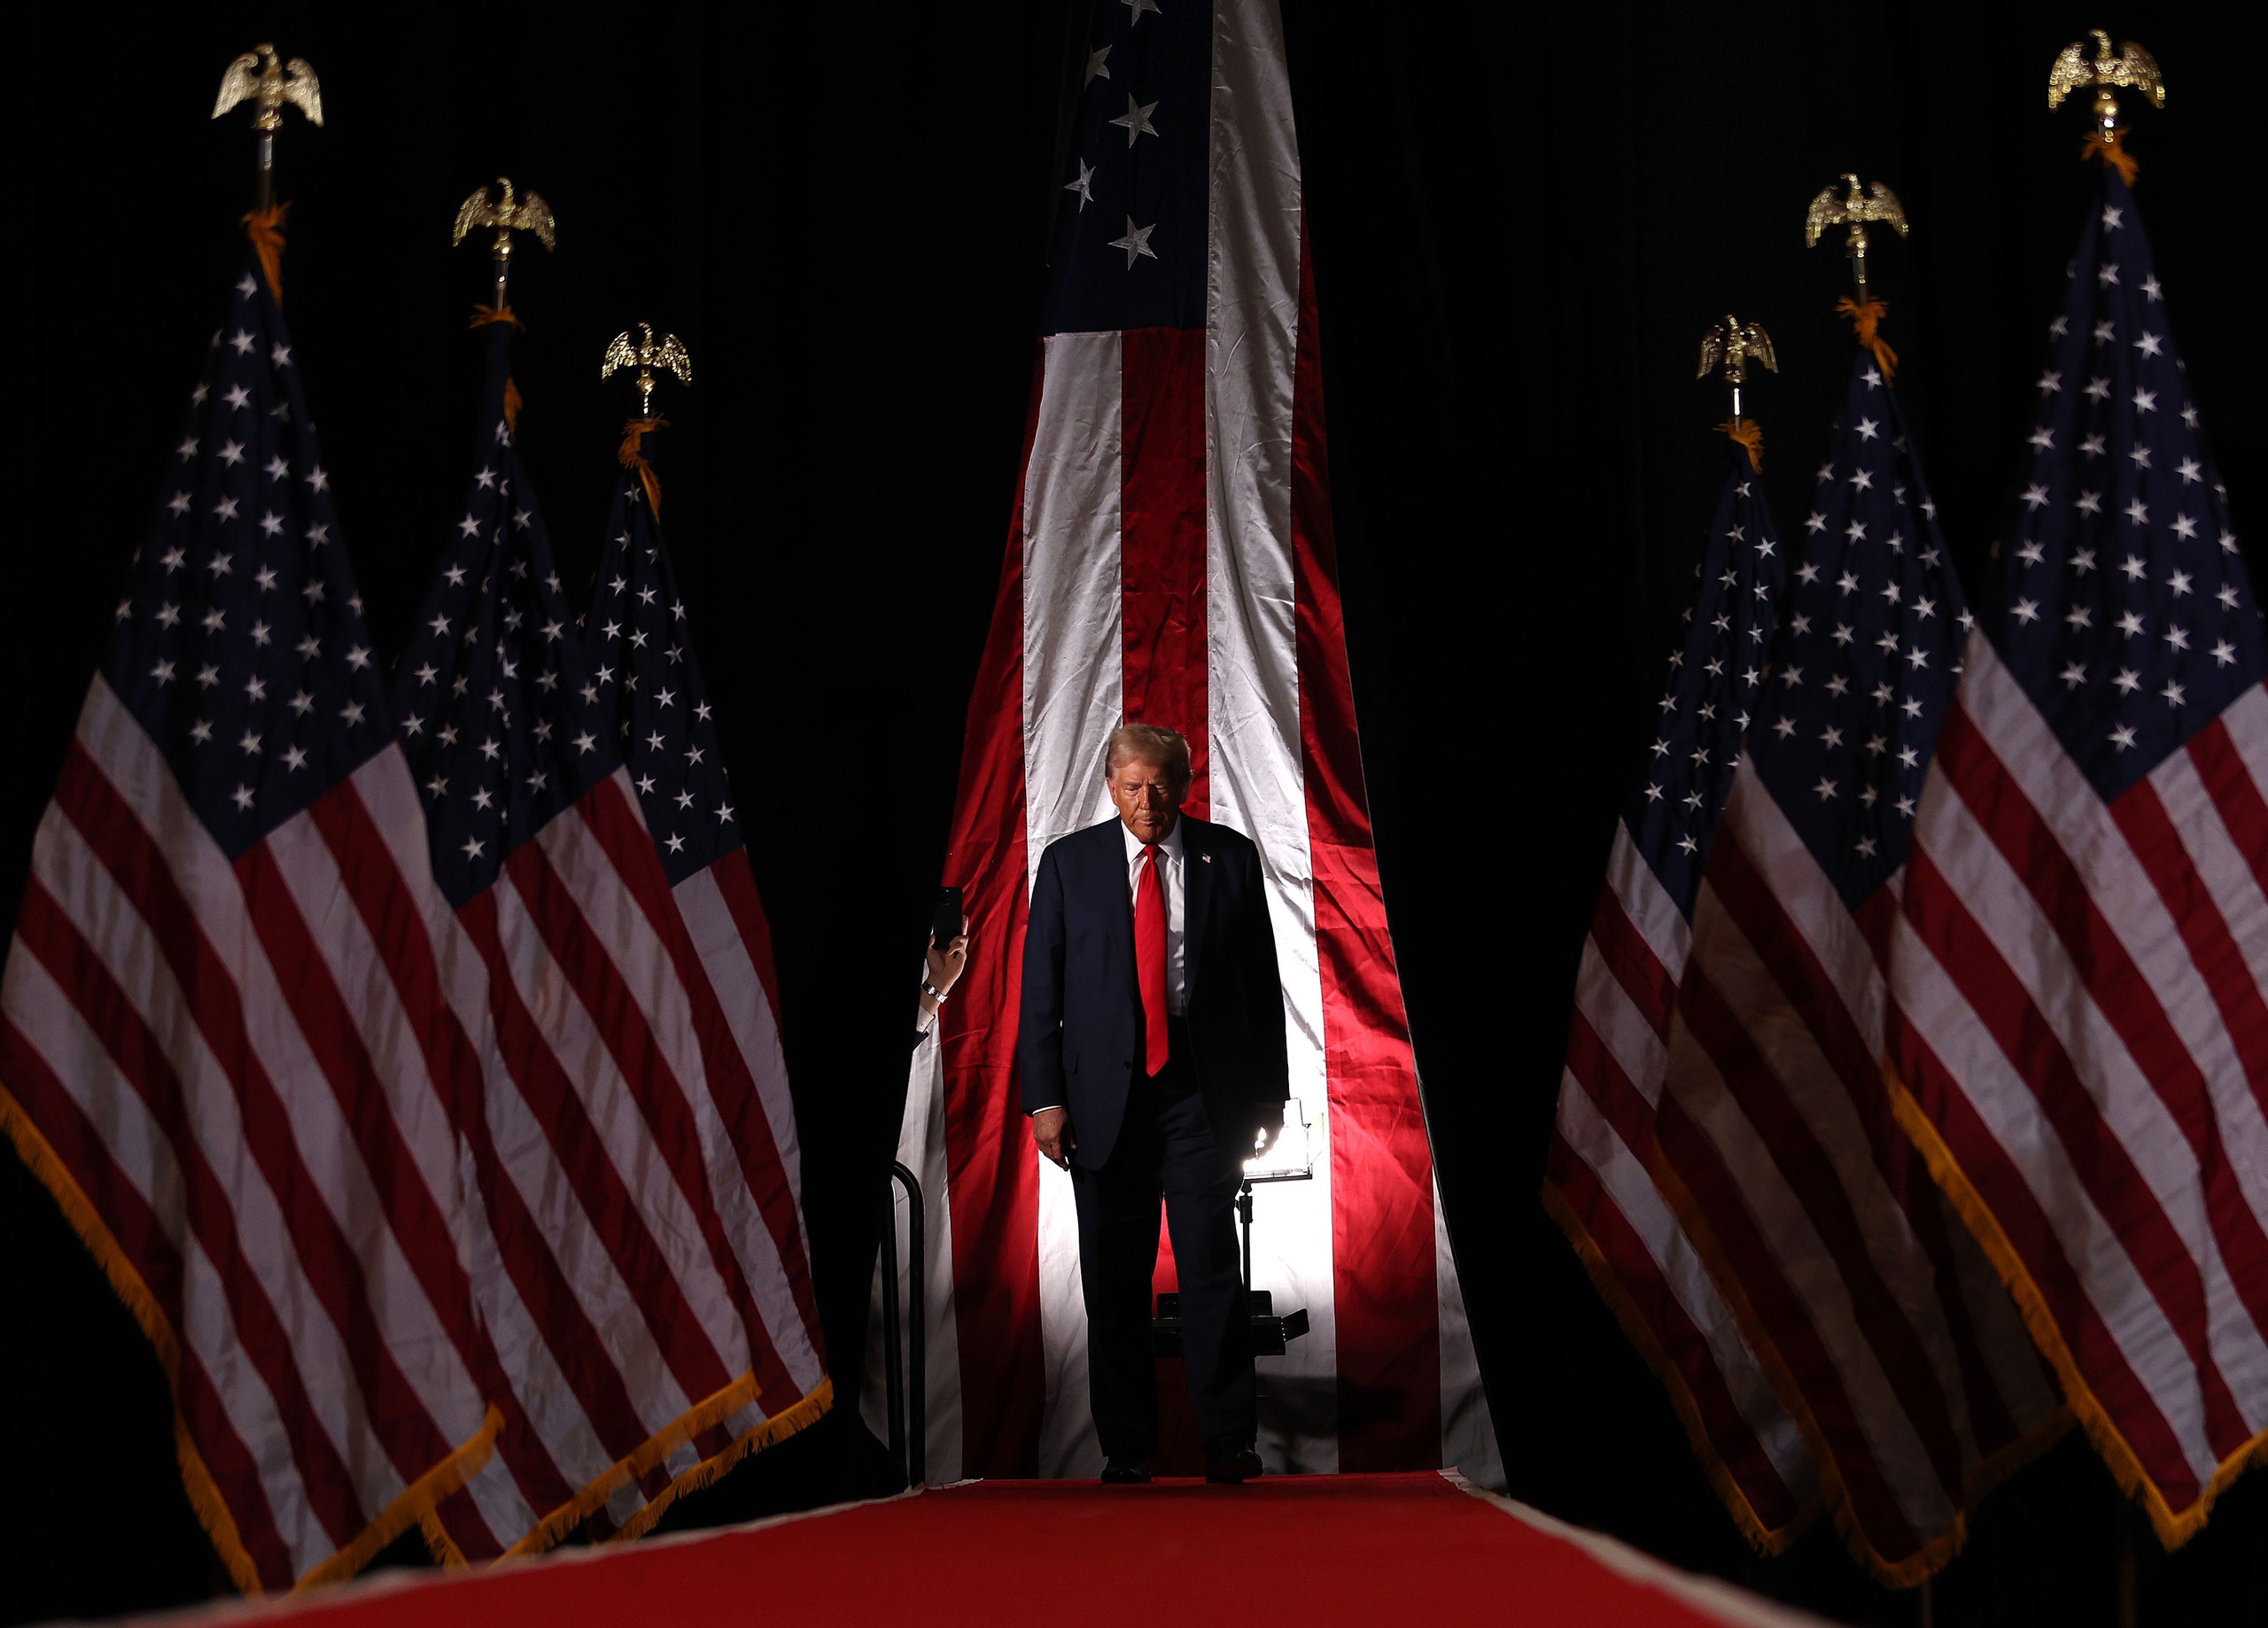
[1545,444,1821,1552]
[388,319,826,1561]
[1654,351,2064,1585]
[869,0,1497,1480]
[578,414,827,1437]
[1887,166,2268,1545]
[0,252,503,1591]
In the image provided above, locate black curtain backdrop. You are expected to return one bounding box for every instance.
[9,4,2264,1624]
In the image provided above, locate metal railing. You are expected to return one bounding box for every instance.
[875,1160,926,1487]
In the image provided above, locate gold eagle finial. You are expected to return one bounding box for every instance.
[2048,29,2164,128]
[453,178,556,314]
[213,43,323,132]
[1804,173,1908,306]
[1697,316,1777,387]
[1803,173,1909,253]
[602,323,694,418]
[452,177,557,253]
[1698,314,1775,448]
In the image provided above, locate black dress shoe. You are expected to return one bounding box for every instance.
[1100,1459,1153,1485]
[1203,1441,1263,1484]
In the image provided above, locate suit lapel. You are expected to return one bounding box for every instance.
[1182,816,1214,1002]
[1097,822,1137,978]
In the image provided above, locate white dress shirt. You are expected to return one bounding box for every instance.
[1124,818,1187,1015]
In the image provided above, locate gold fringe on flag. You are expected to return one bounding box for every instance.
[0,1085,501,1594]
[1881,1062,2268,1551]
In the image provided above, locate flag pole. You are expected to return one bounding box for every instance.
[211,44,323,213]
[602,324,693,516]
[1803,173,1909,308]
[1697,315,1775,468]
[1697,315,1775,428]
[1805,173,1908,382]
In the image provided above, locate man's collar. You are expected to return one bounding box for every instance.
[1122,815,1186,862]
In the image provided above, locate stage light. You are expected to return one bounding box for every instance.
[1244,1103,1317,1183]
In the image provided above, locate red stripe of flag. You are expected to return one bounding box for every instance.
[1884,965,2199,1504]
[1898,1156,2024,1457]
[2186,711,2268,905]
[1121,326,1209,812]
[936,346,1046,1477]
[1590,883,1677,1039]
[502,826,765,1390]
[1700,830,2024,1458]
[233,833,507,1559]
[1936,708,2268,1449]
[1901,839,2232,1489]
[2113,778,2268,1097]
[455,888,734,1415]
[1289,227,1440,1469]
[12,878,368,1551]
[1545,1132,1806,1531]
[1674,962,1964,1500]
[576,775,815,1384]
[1653,1082,1923,1559]
[1563,1005,1659,1162]
[1121,326,1206,1362]
[306,781,579,1521]
[1,1014,296,1587]
[51,748,455,1492]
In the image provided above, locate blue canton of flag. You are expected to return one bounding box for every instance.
[108,256,392,850]
[1750,353,1969,907]
[1629,448,1789,915]
[390,326,614,903]
[1988,169,2264,795]
[1043,0,1211,335]
[582,442,737,880]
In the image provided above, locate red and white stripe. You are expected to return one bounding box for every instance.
[417,766,816,1555]
[1,669,827,1584]
[1891,640,2268,1540]
[866,0,1494,1484]
[2,680,501,1590]
[1649,763,2062,1578]
[1545,829,1821,1549]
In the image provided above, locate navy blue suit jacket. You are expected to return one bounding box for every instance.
[1018,814,1289,1170]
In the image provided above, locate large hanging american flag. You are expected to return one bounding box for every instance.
[0,252,503,1590]
[1656,352,2063,1584]
[388,322,827,1561]
[868,0,1496,1480]
[1546,444,1821,1552]
[1887,166,2268,1545]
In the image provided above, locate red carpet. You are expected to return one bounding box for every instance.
[136,1475,1814,1628]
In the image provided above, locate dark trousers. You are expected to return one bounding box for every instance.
[1070,1034,1254,1461]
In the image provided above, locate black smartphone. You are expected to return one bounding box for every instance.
[931,886,965,950]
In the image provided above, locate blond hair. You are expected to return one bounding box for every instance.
[1103,723,1192,786]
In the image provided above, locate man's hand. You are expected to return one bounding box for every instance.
[1031,1106,1076,1170]
[1251,1102,1288,1158]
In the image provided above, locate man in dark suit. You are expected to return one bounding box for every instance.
[1019,723,1288,1485]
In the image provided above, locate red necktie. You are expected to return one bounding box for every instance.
[1135,843,1169,1075]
